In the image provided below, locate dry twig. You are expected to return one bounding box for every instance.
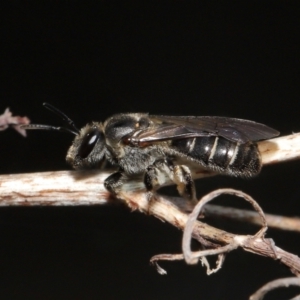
[1,132,300,299]
[149,189,300,277]
[249,277,300,300]
[203,204,300,232]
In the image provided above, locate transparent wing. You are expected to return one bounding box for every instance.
[129,116,279,144]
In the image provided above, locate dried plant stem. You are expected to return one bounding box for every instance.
[0,170,112,206]
[125,189,300,276]
[2,170,300,275]
[204,204,300,232]
[258,132,300,165]
[1,168,300,231]
[249,277,300,300]
[0,133,300,227]
[1,132,300,203]
[1,132,300,297]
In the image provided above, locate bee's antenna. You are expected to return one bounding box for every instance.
[43,102,80,134]
[21,124,78,135]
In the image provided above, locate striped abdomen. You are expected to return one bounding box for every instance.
[171,136,261,177]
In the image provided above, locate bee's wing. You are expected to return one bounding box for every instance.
[132,116,279,144]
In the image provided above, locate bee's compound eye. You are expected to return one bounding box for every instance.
[77,129,103,159]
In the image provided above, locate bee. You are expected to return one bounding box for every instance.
[24,103,279,202]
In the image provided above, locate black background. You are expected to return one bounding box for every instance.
[1,2,300,299]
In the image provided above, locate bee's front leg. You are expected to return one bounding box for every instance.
[104,171,125,194]
[144,159,197,204]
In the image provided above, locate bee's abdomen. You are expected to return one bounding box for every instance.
[171,137,261,177]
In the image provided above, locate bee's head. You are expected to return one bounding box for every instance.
[22,103,107,169]
[66,122,106,169]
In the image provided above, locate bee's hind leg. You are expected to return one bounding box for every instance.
[144,159,197,205]
[172,165,197,204]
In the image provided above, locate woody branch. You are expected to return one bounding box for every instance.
[1,132,300,298]
[0,132,299,209]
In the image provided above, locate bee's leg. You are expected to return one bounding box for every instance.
[144,160,197,203]
[144,165,160,202]
[144,162,171,210]
[104,171,124,195]
[144,159,170,194]
[171,165,197,204]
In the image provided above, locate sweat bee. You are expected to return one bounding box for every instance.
[24,103,279,202]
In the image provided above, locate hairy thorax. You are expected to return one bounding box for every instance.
[108,144,167,175]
